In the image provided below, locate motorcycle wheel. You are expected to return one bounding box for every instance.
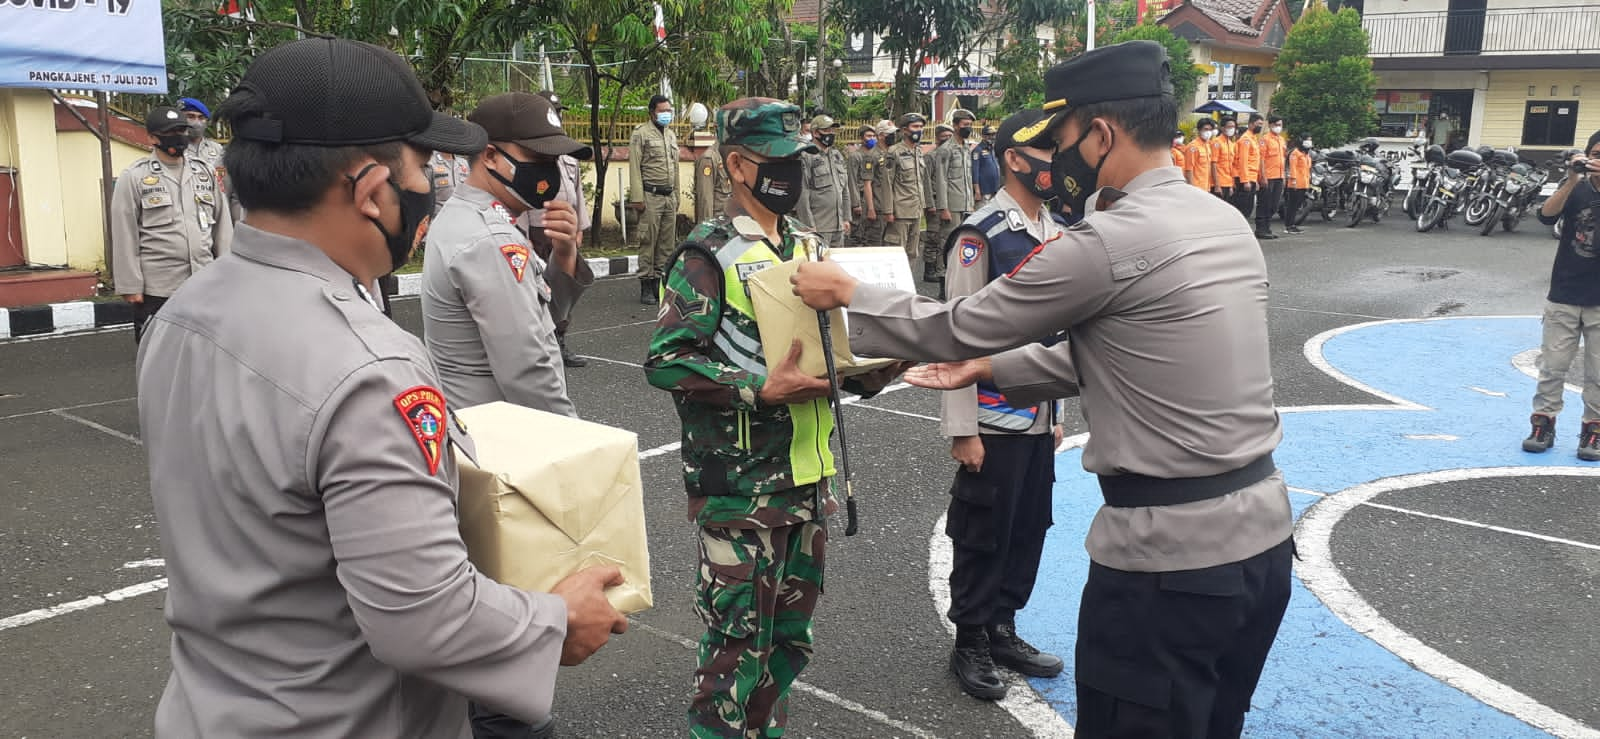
[1503,207,1522,232]
[1320,199,1334,221]
[1479,204,1501,236]
[1402,188,1419,219]
[1417,200,1444,232]
[1347,197,1367,228]
[1464,194,1491,226]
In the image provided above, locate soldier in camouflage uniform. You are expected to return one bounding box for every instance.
[644,97,903,738]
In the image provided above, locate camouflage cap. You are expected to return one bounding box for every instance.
[934,123,954,135]
[717,97,817,158]
[811,114,836,131]
[875,118,897,135]
[897,112,926,128]
[950,108,975,123]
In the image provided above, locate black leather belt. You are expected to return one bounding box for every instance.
[1097,453,1276,509]
[645,185,674,196]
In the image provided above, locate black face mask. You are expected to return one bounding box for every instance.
[1010,151,1056,202]
[882,132,897,146]
[906,129,923,144]
[1051,124,1109,215]
[490,148,562,210]
[957,125,973,139]
[155,134,189,158]
[817,133,835,148]
[743,156,804,216]
[351,163,435,273]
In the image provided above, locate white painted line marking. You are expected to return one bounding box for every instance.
[0,396,135,423]
[848,403,939,422]
[0,324,132,343]
[1271,305,1398,321]
[121,559,165,569]
[1364,500,1600,552]
[568,319,657,335]
[0,578,167,633]
[628,620,948,739]
[1511,348,1582,394]
[579,355,644,369]
[1468,386,1507,397]
[1403,433,1459,441]
[51,409,142,446]
[1296,467,1600,739]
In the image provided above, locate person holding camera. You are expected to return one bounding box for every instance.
[1524,131,1600,460]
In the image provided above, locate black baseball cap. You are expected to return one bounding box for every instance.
[145,106,188,134]
[535,89,567,112]
[469,93,593,160]
[996,109,1052,159]
[220,38,487,155]
[1028,40,1174,146]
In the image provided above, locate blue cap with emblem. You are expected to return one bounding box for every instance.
[177,98,211,119]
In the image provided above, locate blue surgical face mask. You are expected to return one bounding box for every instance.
[863,138,877,150]
[655,111,674,127]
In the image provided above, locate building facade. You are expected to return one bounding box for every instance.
[1363,0,1600,156]
[1161,0,1296,113]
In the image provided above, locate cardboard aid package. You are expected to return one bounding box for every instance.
[454,401,652,614]
[746,246,915,378]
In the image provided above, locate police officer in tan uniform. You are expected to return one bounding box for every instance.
[628,94,681,304]
[883,113,927,264]
[140,37,624,739]
[847,123,879,245]
[869,119,897,246]
[795,41,1293,739]
[694,139,732,223]
[111,106,233,343]
[423,92,593,419]
[797,114,854,248]
[928,109,977,283]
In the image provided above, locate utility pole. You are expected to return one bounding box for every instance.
[1087,0,1097,51]
[814,0,828,113]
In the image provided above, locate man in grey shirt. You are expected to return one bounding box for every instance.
[138,38,626,739]
[422,91,593,416]
[794,41,1293,738]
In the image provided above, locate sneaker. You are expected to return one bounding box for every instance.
[987,622,1064,678]
[1579,421,1600,461]
[1523,413,1556,453]
[1286,226,1304,234]
[1256,231,1279,240]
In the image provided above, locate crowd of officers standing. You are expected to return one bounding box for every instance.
[121,37,1294,739]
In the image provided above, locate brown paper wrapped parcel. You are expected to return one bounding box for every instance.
[746,246,913,378]
[454,401,652,614]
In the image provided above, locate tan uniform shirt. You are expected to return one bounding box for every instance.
[110,154,232,298]
[848,145,876,213]
[798,146,854,233]
[140,224,567,738]
[694,143,731,222]
[887,140,926,218]
[871,147,894,216]
[932,137,976,213]
[845,167,1292,572]
[628,121,679,202]
[422,183,590,416]
[940,188,1064,437]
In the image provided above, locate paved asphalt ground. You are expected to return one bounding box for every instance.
[2,210,1597,738]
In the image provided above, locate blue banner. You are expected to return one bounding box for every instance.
[0,0,168,94]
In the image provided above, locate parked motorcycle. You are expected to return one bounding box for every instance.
[1415,148,1484,232]
[1487,156,1552,235]
[1322,149,1358,222]
[1464,149,1522,234]
[1282,152,1328,226]
[1403,144,1446,219]
[1344,138,1394,228]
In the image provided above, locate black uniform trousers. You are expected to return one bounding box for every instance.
[1074,537,1293,739]
[1229,181,1256,219]
[1284,188,1307,227]
[131,295,169,345]
[945,433,1056,626]
[1255,178,1286,234]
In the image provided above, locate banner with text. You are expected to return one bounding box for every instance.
[0,0,168,94]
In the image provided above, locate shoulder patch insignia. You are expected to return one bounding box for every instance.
[703,165,713,177]
[141,175,159,185]
[490,201,514,224]
[1005,209,1027,232]
[394,386,447,475]
[864,162,873,170]
[500,243,530,282]
[958,235,984,267]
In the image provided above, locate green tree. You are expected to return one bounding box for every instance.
[835,0,983,117]
[1270,5,1378,147]
[1109,22,1200,105]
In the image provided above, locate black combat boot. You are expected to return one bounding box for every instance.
[557,333,587,368]
[1523,413,1555,453]
[988,622,1064,678]
[640,278,659,306]
[950,625,1007,700]
[1578,421,1600,461]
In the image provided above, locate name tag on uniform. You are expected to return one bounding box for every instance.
[734,261,768,298]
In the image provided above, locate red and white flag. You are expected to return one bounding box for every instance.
[653,3,666,41]
[219,0,254,20]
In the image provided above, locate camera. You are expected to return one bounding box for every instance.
[1572,157,1591,174]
